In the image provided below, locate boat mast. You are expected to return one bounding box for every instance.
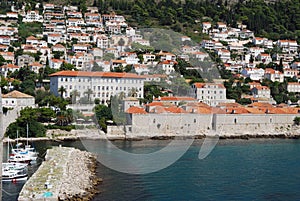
[26,123,28,146]
[7,136,9,161]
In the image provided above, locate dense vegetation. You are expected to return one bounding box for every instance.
[2,0,300,41]
[93,0,300,42]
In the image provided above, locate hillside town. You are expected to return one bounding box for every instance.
[0,3,300,136]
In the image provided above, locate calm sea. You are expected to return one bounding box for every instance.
[3,139,300,201]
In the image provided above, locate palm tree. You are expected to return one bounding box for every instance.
[128,88,138,97]
[84,88,94,103]
[58,86,66,98]
[70,89,80,104]
[118,38,125,52]
[118,91,126,100]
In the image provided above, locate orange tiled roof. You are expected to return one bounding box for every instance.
[249,102,273,108]
[2,90,33,98]
[1,64,19,69]
[49,71,146,79]
[126,106,147,114]
[154,96,195,102]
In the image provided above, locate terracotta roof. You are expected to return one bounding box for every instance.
[26,36,38,40]
[254,86,270,90]
[30,62,42,67]
[226,107,250,114]
[154,96,195,102]
[193,82,225,89]
[2,90,33,98]
[126,106,147,114]
[244,107,265,114]
[248,102,273,108]
[49,71,146,79]
[165,106,187,114]
[160,60,178,65]
[1,64,19,69]
[217,102,242,108]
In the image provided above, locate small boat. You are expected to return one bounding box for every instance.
[10,127,39,164]
[2,162,28,182]
[8,153,33,164]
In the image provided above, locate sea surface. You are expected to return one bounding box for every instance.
[3,139,300,201]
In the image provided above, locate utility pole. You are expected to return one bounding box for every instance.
[0,87,3,200]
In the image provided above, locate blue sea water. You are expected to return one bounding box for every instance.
[3,139,300,201]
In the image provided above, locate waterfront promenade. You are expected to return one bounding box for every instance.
[18,146,101,200]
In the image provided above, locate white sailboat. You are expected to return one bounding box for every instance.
[9,125,38,164]
[2,137,28,182]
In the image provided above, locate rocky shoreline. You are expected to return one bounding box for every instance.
[3,126,300,142]
[18,146,102,201]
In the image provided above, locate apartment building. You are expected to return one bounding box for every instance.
[50,71,146,104]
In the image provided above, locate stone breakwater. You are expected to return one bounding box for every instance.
[18,146,102,201]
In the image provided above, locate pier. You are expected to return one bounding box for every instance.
[18,146,101,200]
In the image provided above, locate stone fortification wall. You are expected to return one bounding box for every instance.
[3,108,18,132]
[128,113,212,136]
[126,113,299,136]
[214,114,297,134]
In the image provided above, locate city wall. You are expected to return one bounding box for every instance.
[123,113,299,137]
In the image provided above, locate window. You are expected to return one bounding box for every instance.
[234,118,237,124]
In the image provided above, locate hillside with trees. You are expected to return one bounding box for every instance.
[1,0,300,41]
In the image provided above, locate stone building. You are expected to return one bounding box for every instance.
[50,71,146,104]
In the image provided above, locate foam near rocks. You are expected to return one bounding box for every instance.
[18,146,102,201]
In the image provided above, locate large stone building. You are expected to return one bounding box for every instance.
[50,71,146,104]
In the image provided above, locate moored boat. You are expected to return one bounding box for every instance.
[2,162,28,182]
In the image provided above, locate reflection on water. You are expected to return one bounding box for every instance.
[3,139,300,201]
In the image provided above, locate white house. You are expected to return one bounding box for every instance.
[202,22,212,34]
[0,64,19,77]
[50,59,64,69]
[190,82,232,106]
[22,10,43,22]
[143,53,156,64]
[0,36,11,46]
[283,69,298,78]
[67,52,93,70]
[157,60,177,75]
[241,68,265,81]
[251,86,271,99]
[2,90,35,109]
[72,44,92,52]
[287,82,300,93]
[96,35,109,49]
[29,62,43,73]
[47,34,65,45]
[264,68,284,82]
[217,49,231,62]
[257,53,272,64]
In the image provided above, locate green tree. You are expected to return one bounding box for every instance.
[0,55,6,66]
[102,53,115,61]
[84,88,94,103]
[58,86,66,98]
[70,89,80,104]
[60,62,76,71]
